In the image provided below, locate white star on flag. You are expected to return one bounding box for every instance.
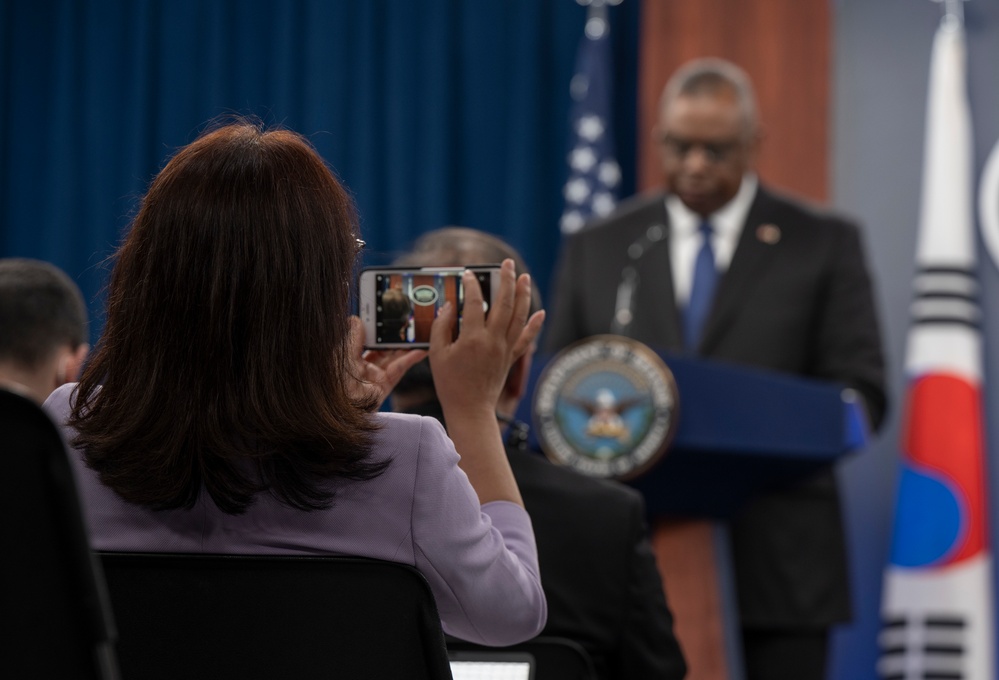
[591,192,616,216]
[577,115,604,142]
[560,211,586,234]
[570,146,598,172]
[598,160,621,188]
[564,178,591,204]
[560,16,619,235]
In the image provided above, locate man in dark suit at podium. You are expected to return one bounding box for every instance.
[545,59,887,680]
[392,227,687,680]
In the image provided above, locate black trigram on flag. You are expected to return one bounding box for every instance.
[878,615,965,680]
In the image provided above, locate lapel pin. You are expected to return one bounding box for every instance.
[756,223,781,245]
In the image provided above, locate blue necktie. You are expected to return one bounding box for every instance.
[684,221,718,350]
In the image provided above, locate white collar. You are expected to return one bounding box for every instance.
[665,175,758,304]
[666,174,758,239]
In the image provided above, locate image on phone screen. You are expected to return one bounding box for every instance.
[373,270,492,345]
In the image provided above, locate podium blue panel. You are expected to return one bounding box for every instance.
[517,349,868,518]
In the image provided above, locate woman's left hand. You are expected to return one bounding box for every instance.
[347,316,427,409]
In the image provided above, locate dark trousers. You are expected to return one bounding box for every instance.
[741,628,829,680]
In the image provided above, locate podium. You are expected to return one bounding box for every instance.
[517,347,869,680]
[624,352,868,517]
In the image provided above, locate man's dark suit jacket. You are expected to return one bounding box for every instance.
[402,401,687,679]
[545,186,887,628]
[508,443,686,680]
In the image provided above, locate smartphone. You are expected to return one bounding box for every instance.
[358,265,501,349]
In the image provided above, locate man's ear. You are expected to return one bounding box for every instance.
[503,351,533,403]
[744,124,764,166]
[61,343,90,384]
[651,123,666,156]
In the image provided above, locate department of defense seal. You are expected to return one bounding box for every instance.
[410,285,439,306]
[533,335,679,480]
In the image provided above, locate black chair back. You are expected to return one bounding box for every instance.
[2,388,119,679]
[100,552,454,680]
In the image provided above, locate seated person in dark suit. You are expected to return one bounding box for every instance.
[0,258,89,403]
[392,227,687,680]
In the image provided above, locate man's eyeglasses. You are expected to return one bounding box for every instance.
[658,135,743,163]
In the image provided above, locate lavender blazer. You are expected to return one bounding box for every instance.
[44,383,547,646]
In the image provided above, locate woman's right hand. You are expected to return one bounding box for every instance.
[427,258,544,506]
[428,259,543,420]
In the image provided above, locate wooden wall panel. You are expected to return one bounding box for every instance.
[636,3,832,678]
[638,0,830,203]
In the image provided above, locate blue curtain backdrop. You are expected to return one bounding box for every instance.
[0,0,638,342]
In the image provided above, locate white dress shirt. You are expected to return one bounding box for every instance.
[666,174,758,305]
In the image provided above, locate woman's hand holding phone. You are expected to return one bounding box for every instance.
[357,265,500,350]
[428,258,545,506]
[347,316,428,409]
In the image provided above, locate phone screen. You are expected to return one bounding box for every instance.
[373,269,493,345]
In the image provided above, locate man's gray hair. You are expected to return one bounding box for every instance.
[395,227,542,314]
[660,57,759,135]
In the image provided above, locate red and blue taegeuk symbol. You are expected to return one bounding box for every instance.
[890,375,988,568]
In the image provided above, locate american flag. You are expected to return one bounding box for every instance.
[560,12,621,235]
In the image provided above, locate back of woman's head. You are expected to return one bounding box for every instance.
[72,121,382,514]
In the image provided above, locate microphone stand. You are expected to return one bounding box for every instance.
[610,223,667,336]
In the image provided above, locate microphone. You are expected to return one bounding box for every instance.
[610,224,667,336]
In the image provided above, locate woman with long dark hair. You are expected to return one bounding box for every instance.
[44,121,546,645]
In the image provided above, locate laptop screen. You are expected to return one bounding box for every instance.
[448,651,536,680]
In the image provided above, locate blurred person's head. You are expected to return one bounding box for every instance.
[380,287,413,341]
[72,120,383,514]
[392,227,540,421]
[654,58,760,217]
[0,258,88,403]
